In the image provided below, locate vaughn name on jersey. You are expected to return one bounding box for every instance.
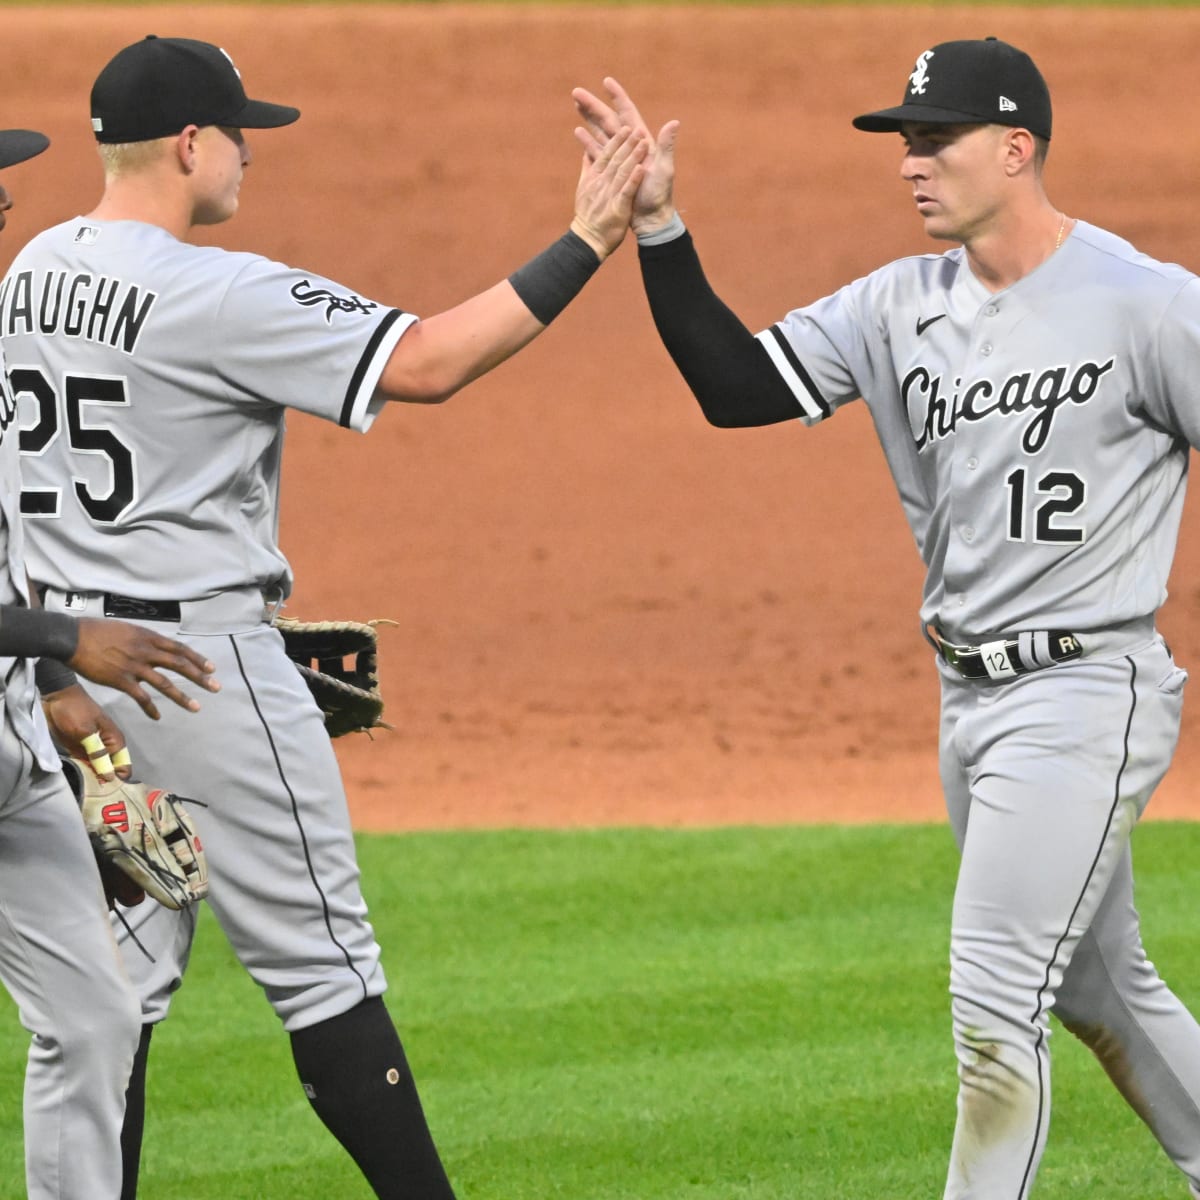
[0,263,157,355]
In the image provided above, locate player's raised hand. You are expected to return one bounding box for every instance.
[569,125,648,258]
[573,78,680,234]
[66,617,220,721]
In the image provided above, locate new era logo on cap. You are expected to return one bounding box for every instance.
[852,37,1052,141]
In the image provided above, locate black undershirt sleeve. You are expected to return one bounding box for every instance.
[638,231,804,428]
[0,604,78,660]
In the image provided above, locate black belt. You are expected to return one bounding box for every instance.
[933,628,1083,680]
[35,587,183,621]
[101,594,181,621]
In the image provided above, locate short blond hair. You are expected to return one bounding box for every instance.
[96,138,171,177]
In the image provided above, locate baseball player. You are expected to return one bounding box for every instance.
[1,33,646,1199]
[0,126,218,1200]
[575,37,1200,1199]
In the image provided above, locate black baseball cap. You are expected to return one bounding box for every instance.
[90,35,300,144]
[853,38,1052,141]
[0,130,49,169]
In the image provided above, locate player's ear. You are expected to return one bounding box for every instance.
[1001,127,1037,177]
[174,126,202,173]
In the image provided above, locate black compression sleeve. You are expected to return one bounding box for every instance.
[638,231,804,427]
[0,605,79,660]
[34,657,78,695]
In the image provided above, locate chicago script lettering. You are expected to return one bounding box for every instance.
[903,358,1116,454]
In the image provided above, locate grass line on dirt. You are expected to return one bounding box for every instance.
[1,823,1198,1198]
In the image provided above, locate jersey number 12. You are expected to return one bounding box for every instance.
[1005,467,1086,544]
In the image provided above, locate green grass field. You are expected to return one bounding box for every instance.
[2,823,1198,1198]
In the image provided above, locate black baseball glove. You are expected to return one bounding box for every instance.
[274,616,395,738]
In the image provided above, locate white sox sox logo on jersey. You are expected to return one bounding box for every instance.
[904,357,1116,454]
[290,280,378,324]
[909,51,935,96]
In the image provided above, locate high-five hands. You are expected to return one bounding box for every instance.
[570,125,649,259]
[573,78,680,235]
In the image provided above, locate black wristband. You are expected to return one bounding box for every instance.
[0,605,79,661]
[508,230,601,326]
[34,656,78,696]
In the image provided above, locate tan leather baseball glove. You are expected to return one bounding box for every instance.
[61,757,209,910]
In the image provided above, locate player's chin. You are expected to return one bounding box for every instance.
[920,215,960,243]
[194,198,239,227]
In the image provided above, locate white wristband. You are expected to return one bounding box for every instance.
[636,213,687,246]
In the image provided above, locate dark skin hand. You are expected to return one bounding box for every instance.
[68,616,219,717]
[42,617,220,778]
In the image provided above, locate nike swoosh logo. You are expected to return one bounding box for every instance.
[916,314,947,335]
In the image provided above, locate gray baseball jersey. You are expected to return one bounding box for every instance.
[754,221,1200,1195]
[0,337,141,1200]
[1,217,416,1041]
[757,219,1197,641]
[2,217,414,598]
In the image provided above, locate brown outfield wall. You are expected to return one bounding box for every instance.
[4,5,1200,829]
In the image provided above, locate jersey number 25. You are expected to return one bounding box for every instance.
[11,366,136,524]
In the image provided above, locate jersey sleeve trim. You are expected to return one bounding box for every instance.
[755,326,831,421]
[340,309,415,431]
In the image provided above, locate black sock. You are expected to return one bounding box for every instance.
[120,1023,154,1200]
[290,997,456,1199]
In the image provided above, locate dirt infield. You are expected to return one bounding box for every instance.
[6,5,1200,829]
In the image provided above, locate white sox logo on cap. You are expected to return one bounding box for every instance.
[853,38,1052,141]
[909,51,934,97]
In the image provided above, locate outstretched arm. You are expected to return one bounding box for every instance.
[375,125,647,404]
[573,78,800,428]
[639,233,801,427]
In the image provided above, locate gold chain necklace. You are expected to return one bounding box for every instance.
[1054,212,1068,251]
